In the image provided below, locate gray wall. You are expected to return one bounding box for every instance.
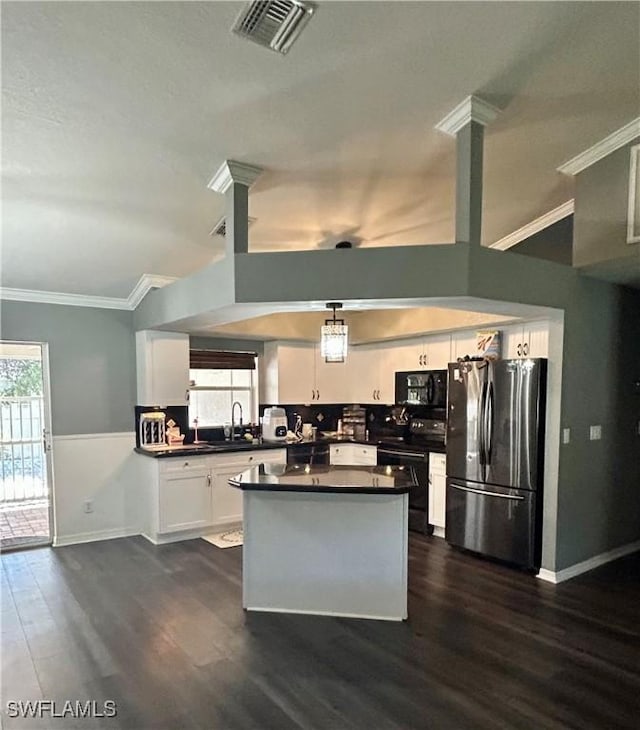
[510,216,573,265]
[0,301,136,435]
[555,281,640,568]
[574,137,640,267]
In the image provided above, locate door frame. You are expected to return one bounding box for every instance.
[41,342,56,545]
[1,339,55,547]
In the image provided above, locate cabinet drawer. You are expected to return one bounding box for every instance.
[211,448,287,471]
[159,456,210,475]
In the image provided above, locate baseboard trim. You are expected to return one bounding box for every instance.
[54,527,139,547]
[432,526,445,538]
[244,606,406,622]
[537,539,640,584]
[141,527,214,545]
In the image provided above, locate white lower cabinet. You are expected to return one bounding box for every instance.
[209,449,286,530]
[330,444,377,465]
[428,452,447,536]
[141,449,286,543]
[159,462,212,533]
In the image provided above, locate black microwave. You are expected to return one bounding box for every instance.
[395,370,448,408]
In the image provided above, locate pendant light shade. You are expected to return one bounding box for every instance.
[321,302,348,363]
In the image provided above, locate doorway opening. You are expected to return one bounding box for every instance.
[0,342,53,550]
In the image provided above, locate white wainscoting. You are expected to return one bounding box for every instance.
[51,432,142,546]
[537,539,640,584]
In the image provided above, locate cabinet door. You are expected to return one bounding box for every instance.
[450,332,477,361]
[430,472,447,529]
[376,346,396,404]
[428,453,446,529]
[210,464,246,528]
[315,345,350,404]
[524,321,549,358]
[137,331,190,406]
[275,345,316,404]
[347,346,380,403]
[387,339,424,371]
[424,334,452,370]
[503,325,524,359]
[158,468,211,533]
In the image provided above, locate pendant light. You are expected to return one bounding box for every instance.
[320,302,348,363]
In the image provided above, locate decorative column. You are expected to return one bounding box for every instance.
[208,160,263,255]
[436,96,500,245]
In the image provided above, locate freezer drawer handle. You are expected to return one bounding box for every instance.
[450,483,525,501]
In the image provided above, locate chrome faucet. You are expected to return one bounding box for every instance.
[231,401,243,441]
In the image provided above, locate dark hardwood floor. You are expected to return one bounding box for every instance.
[1,534,639,729]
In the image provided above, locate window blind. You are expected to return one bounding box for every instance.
[189,350,256,370]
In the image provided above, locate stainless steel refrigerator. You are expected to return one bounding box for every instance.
[445,358,547,570]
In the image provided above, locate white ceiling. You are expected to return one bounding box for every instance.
[2,1,638,297]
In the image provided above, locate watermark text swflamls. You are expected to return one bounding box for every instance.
[6,700,117,719]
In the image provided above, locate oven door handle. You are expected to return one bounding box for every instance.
[377,449,425,459]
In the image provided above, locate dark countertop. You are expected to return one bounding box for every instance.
[135,436,447,458]
[134,442,289,458]
[229,464,415,495]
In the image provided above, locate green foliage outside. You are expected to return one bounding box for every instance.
[0,359,43,397]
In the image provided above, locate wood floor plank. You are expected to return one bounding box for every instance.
[1,533,639,729]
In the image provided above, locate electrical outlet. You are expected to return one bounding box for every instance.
[562,428,571,444]
[589,425,602,441]
[84,499,93,514]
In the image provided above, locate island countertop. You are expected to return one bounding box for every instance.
[229,464,414,494]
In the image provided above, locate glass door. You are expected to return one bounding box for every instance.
[0,342,53,550]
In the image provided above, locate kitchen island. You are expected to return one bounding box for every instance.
[230,464,413,621]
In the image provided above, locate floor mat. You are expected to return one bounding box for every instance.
[202,529,243,548]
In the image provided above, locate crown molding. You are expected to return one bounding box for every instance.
[557,117,640,176]
[0,288,130,310]
[435,95,501,137]
[127,274,178,308]
[489,200,574,251]
[207,160,263,194]
[0,274,178,311]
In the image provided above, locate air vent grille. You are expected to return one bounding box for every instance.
[210,216,257,238]
[232,0,316,55]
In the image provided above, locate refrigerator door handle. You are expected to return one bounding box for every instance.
[449,483,525,501]
[485,382,494,464]
[479,382,487,465]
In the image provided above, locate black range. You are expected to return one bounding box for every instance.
[376,418,446,534]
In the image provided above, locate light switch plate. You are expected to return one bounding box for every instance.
[589,425,602,441]
[562,428,571,444]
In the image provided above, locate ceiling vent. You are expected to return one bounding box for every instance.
[232,0,317,55]
[210,216,257,238]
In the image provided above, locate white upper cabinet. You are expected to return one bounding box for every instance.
[348,344,395,404]
[261,342,349,404]
[423,333,452,369]
[504,321,549,359]
[450,331,477,362]
[315,344,351,404]
[385,333,452,372]
[136,331,190,406]
[261,342,316,404]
